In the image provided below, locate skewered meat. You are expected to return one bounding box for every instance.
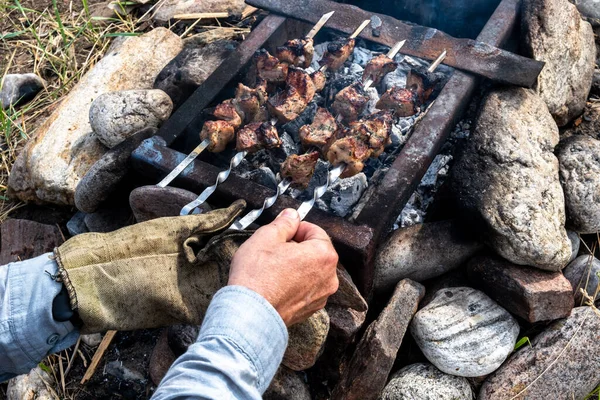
[200,120,236,152]
[213,100,244,130]
[320,38,356,71]
[311,70,327,92]
[362,54,398,86]
[267,86,307,123]
[326,135,371,178]
[235,80,268,124]
[406,67,437,103]
[376,87,418,117]
[281,151,320,188]
[275,38,314,68]
[286,67,317,103]
[236,122,282,153]
[255,49,288,83]
[332,82,369,123]
[349,110,393,157]
[299,107,337,152]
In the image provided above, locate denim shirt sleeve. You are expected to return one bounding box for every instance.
[0,253,79,382]
[152,286,288,400]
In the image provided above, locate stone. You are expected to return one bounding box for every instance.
[374,219,483,294]
[152,0,246,22]
[264,367,311,400]
[149,329,177,386]
[331,279,425,400]
[521,0,596,126]
[67,211,89,236]
[84,206,132,233]
[283,309,329,371]
[167,324,200,356]
[567,230,581,262]
[572,0,600,26]
[81,333,103,347]
[379,363,474,400]
[105,360,146,382]
[8,28,183,205]
[592,69,600,96]
[89,90,172,149]
[130,185,212,222]
[1,73,44,109]
[6,366,54,400]
[154,41,237,109]
[563,255,600,304]
[479,306,600,399]
[410,287,519,377]
[328,266,368,312]
[557,135,600,234]
[75,128,157,213]
[0,219,63,265]
[466,254,574,322]
[420,269,470,308]
[452,87,571,271]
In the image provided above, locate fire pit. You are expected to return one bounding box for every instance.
[131,0,541,297]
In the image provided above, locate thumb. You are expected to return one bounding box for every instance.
[265,208,300,242]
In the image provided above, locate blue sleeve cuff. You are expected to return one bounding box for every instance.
[199,285,288,392]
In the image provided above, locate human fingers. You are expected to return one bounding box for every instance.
[254,208,300,243]
[293,221,331,243]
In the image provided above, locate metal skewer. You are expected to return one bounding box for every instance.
[427,50,447,73]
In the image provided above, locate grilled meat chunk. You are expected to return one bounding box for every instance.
[255,49,288,84]
[311,70,327,92]
[281,151,320,188]
[376,87,418,117]
[406,67,437,103]
[320,38,356,71]
[326,135,371,178]
[200,120,236,152]
[267,86,308,123]
[213,100,244,130]
[275,38,314,68]
[349,110,393,157]
[299,107,337,152]
[236,122,282,153]
[362,54,398,86]
[286,67,316,103]
[332,82,369,123]
[235,80,268,124]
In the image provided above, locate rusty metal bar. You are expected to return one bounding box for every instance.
[245,0,542,88]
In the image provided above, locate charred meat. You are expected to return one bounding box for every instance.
[275,38,314,68]
[286,67,317,104]
[281,151,320,188]
[362,54,398,86]
[311,70,327,92]
[267,86,308,123]
[376,87,418,117]
[406,67,437,103]
[255,49,288,84]
[236,122,282,153]
[213,100,244,130]
[235,80,268,124]
[320,38,356,71]
[349,110,393,157]
[332,82,369,123]
[200,120,236,152]
[326,135,372,178]
[299,107,337,152]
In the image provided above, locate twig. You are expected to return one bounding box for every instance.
[173,12,229,20]
[180,17,203,39]
[241,6,258,19]
[63,336,81,378]
[80,330,117,385]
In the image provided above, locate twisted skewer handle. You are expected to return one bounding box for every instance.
[229,177,293,230]
[180,150,248,215]
[297,164,345,220]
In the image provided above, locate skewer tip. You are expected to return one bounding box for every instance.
[350,19,371,39]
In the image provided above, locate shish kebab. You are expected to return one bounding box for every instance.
[179,19,371,216]
[156,11,335,188]
[228,40,406,231]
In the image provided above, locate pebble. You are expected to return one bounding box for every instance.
[379,363,474,400]
[1,73,44,109]
[563,255,600,304]
[89,89,173,148]
[67,211,89,236]
[6,366,54,400]
[81,333,103,347]
[410,287,519,377]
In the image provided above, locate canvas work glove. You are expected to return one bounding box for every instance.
[54,201,247,334]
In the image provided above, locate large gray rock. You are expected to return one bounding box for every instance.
[379,363,474,400]
[89,89,172,149]
[154,41,237,109]
[374,219,483,294]
[479,306,600,399]
[7,366,54,400]
[572,0,600,26]
[1,73,44,109]
[521,0,596,126]
[557,135,600,234]
[152,0,246,22]
[563,255,600,304]
[452,87,571,271]
[410,287,519,377]
[264,367,311,400]
[328,266,368,312]
[283,309,329,371]
[8,28,182,205]
[332,279,425,400]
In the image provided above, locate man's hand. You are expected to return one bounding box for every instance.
[228,208,339,326]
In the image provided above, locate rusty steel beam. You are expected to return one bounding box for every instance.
[245,0,543,87]
[131,137,376,294]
